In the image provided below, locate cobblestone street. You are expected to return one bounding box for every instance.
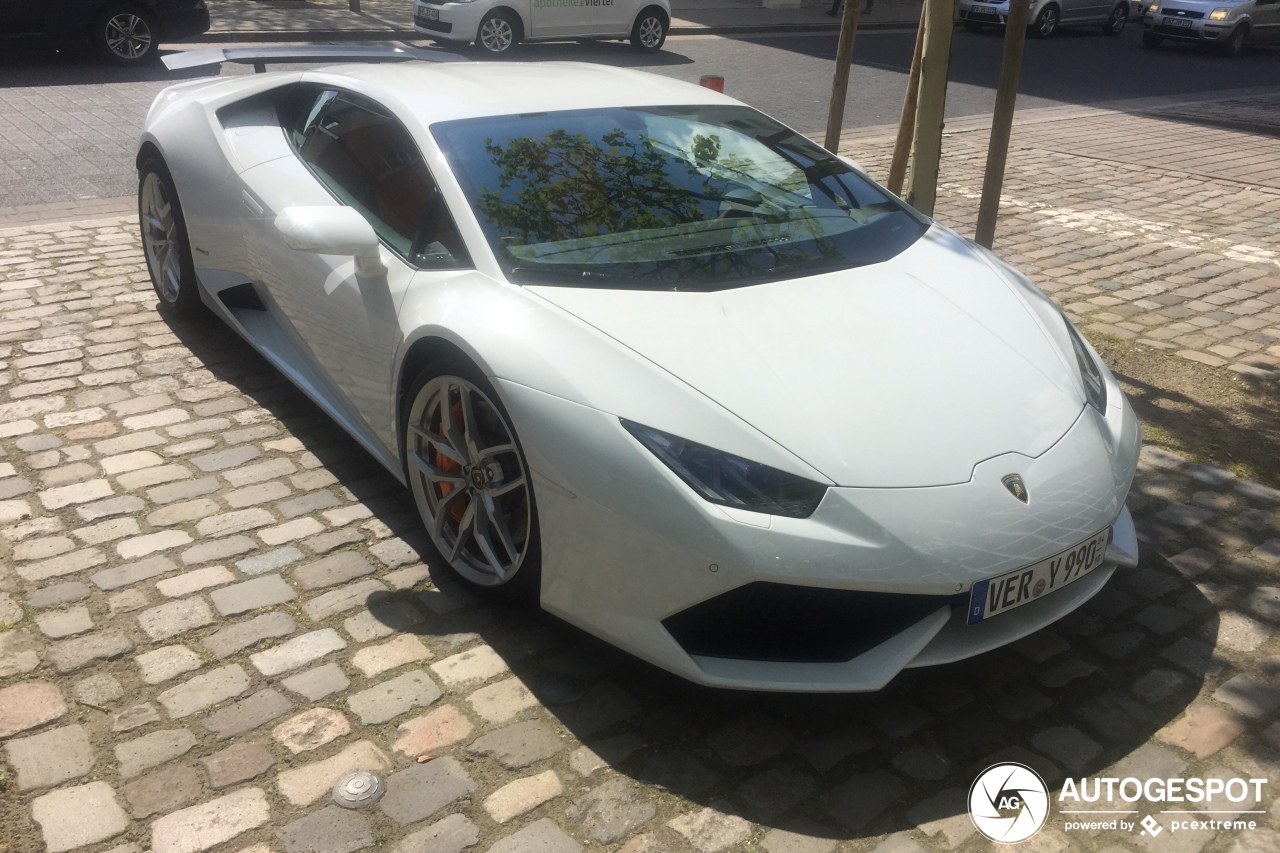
[0,99,1279,853]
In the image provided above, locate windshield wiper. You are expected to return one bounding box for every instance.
[508,265,632,284]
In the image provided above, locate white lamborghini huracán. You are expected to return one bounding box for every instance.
[138,47,1141,692]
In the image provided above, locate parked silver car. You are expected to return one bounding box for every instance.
[1142,0,1280,55]
[957,0,1131,36]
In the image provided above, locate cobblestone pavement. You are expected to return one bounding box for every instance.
[841,105,1280,379]
[0,161,1279,852]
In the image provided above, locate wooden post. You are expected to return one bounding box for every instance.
[887,4,926,196]
[974,0,1031,248]
[822,0,864,154]
[905,0,954,216]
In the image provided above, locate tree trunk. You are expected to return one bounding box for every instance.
[887,4,926,196]
[823,0,865,153]
[974,0,1031,248]
[905,0,955,216]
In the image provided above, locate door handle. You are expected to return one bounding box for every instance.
[241,190,263,218]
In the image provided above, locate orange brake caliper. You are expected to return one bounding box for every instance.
[434,400,468,524]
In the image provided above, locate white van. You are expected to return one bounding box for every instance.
[413,0,672,54]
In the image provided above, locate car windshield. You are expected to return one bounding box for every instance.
[431,105,929,291]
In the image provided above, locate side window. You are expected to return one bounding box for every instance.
[286,88,471,270]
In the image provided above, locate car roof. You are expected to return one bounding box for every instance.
[302,61,741,125]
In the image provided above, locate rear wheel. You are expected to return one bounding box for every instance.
[476,10,520,55]
[1030,3,1059,37]
[93,5,160,65]
[404,360,541,600]
[138,158,203,318]
[630,7,668,52]
[1102,2,1127,34]
[1141,30,1162,47]
[1219,23,1247,56]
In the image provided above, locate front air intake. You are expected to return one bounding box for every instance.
[662,582,962,663]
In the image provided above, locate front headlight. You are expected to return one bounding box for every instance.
[1063,318,1108,414]
[1209,7,1230,18]
[1147,2,1160,11]
[622,421,827,518]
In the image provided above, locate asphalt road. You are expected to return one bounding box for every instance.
[1,25,1276,207]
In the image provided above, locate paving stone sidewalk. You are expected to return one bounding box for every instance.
[0,135,1279,853]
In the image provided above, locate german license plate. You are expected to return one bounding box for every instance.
[421,7,439,20]
[972,4,997,12]
[967,529,1110,624]
[1163,16,1192,26]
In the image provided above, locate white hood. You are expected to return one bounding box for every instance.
[529,227,1086,488]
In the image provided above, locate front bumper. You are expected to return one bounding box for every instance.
[1143,12,1232,39]
[413,1,487,41]
[503,375,1141,692]
[956,0,1039,24]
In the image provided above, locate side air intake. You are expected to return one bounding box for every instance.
[662,582,963,663]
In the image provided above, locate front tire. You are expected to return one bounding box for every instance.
[475,10,520,55]
[138,158,203,318]
[1030,3,1059,37]
[1219,23,1247,56]
[630,7,668,52]
[93,5,160,65]
[1102,2,1127,34]
[404,359,541,601]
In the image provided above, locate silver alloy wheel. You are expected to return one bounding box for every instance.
[1038,6,1057,35]
[140,172,182,304]
[406,376,531,587]
[479,16,514,53]
[638,16,664,47]
[105,13,152,59]
[1107,5,1125,32]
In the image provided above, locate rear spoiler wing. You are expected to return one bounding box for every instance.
[162,45,463,73]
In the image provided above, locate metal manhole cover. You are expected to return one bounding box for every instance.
[332,771,385,809]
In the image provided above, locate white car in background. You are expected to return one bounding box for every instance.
[139,48,1141,692]
[413,0,671,54]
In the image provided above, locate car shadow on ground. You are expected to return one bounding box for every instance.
[0,48,228,88]
[161,300,1218,846]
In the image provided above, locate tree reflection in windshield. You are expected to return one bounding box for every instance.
[432,106,928,291]
[476,128,719,244]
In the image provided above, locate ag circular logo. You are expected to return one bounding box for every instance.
[969,763,1050,843]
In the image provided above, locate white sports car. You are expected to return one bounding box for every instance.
[139,47,1140,692]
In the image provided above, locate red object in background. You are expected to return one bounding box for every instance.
[699,75,725,93]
